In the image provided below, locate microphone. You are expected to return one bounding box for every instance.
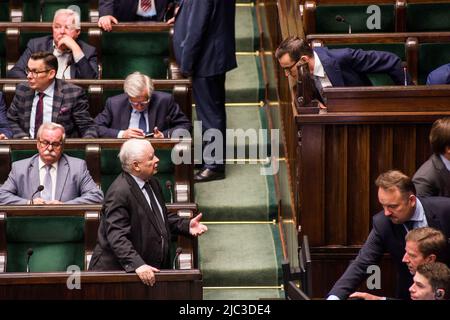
[172,247,182,269]
[336,15,352,34]
[39,0,44,22]
[30,185,44,205]
[165,116,172,138]
[26,248,33,272]
[402,61,408,86]
[62,55,74,80]
[166,180,174,204]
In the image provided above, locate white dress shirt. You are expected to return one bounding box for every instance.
[29,81,55,138]
[38,157,58,200]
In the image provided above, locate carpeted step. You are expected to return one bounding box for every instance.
[203,288,283,300]
[226,54,264,103]
[199,223,282,287]
[235,3,259,52]
[194,163,277,222]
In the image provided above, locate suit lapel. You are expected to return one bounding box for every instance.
[28,155,41,198]
[146,99,156,132]
[121,104,133,130]
[424,203,443,231]
[55,155,69,201]
[315,48,345,87]
[51,79,63,122]
[23,86,35,135]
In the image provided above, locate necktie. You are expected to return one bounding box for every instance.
[41,165,53,201]
[404,220,415,231]
[313,75,326,104]
[141,0,152,11]
[34,92,45,138]
[143,182,166,233]
[139,111,147,133]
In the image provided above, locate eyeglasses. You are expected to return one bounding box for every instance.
[53,24,78,31]
[38,140,63,149]
[128,98,150,107]
[26,68,51,78]
[282,59,300,75]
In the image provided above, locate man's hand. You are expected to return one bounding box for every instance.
[135,264,160,286]
[0,133,7,140]
[166,6,179,25]
[98,15,118,32]
[46,200,63,205]
[29,197,46,205]
[123,128,145,139]
[189,213,208,236]
[153,127,164,139]
[56,35,83,58]
[349,292,384,300]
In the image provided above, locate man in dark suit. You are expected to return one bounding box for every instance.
[427,63,450,85]
[173,0,237,182]
[0,92,12,139]
[7,51,97,139]
[413,117,450,197]
[275,37,411,108]
[89,139,207,286]
[94,72,191,138]
[98,0,175,31]
[327,170,450,300]
[7,8,97,79]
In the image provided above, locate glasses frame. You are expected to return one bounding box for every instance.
[26,68,51,78]
[38,140,63,149]
[128,98,150,107]
[282,59,300,75]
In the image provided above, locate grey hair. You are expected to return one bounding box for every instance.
[36,122,66,142]
[53,8,81,30]
[118,139,152,173]
[123,72,154,98]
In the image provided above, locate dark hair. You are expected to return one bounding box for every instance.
[430,117,450,155]
[416,262,450,299]
[406,227,447,261]
[30,51,58,71]
[275,36,314,61]
[375,170,416,197]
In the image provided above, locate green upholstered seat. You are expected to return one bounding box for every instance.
[100,148,174,202]
[6,216,85,272]
[22,0,91,22]
[0,1,8,21]
[407,3,450,32]
[418,43,450,85]
[0,32,5,77]
[101,32,169,79]
[315,5,395,34]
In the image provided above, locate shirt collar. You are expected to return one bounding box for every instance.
[313,51,325,78]
[38,157,57,170]
[130,173,147,190]
[37,80,56,98]
[410,198,425,222]
[439,154,450,171]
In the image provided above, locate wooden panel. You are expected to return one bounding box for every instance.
[415,124,432,168]
[347,126,370,245]
[325,125,347,245]
[393,125,417,177]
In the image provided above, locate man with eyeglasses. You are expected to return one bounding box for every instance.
[94,71,191,138]
[0,122,103,205]
[7,51,98,139]
[7,8,97,79]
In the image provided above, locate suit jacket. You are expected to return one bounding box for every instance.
[328,197,450,300]
[413,154,450,197]
[7,79,98,138]
[314,47,411,87]
[89,172,190,271]
[0,92,12,138]
[427,63,450,85]
[173,0,237,77]
[99,0,173,22]
[94,91,192,138]
[7,35,98,79]
[0,154,103,204]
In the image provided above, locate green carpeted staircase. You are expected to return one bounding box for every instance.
[194,1,283,300]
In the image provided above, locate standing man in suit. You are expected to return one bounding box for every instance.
[89,139,207,286]
[327,170,450,300]
[173,0,237,182]
[0,122,103,205]
[413,117,450,197]
[94,71,191,138]
[7,51,98,139]
[7,8,98,79]
[427,63,450,85]
[98,0,175,31]
[0,92,12,139]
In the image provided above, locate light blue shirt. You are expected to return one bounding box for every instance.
[29,81,55,138]
[130,174,164,222]
[136,0,157,17]
[404,198,428,232]
[439,154,450,171]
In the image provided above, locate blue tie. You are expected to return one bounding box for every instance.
[139,111,147,133]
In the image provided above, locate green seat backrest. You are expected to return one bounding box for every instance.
[315,5,395,34]
[6,216,85,272]
[100,148,174,201]
[99,88,173,109]
[0,1,8,21]
[101,32,169,79]
[11,149,86,162]
[0,32,5,77]
[327,43,405,85]
[418,43,450,85]
[407,3,450,32]
[22,0,90,22]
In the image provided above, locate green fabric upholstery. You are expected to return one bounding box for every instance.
[0,32,5,77]
[0,1,8,21]
[100,148,174,202]
[407,4,450,32]
[101,32,169,79]
[22,0,90,21]
[6,216,85,272]
[418,43,450,85]
[315,5,395,34]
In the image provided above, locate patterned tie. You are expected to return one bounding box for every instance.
[141,0,152,11]
[34,92,45,138]
[139,111,147,133]
[41,165,53,201]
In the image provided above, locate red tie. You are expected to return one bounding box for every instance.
[34,92,45,138]
[141,0,152,11]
